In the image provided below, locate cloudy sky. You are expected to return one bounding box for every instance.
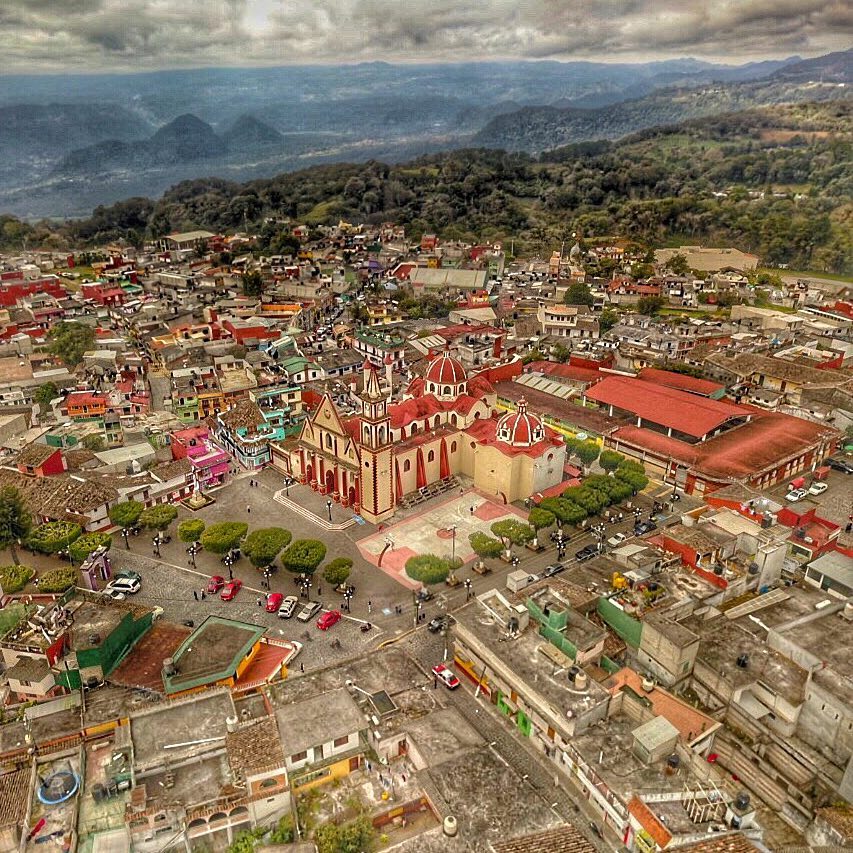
[2,0,850,73]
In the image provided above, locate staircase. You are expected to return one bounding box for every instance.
[273,490,357,531]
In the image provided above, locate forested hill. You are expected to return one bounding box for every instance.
[472,50,853,152]
[5,101,851,274]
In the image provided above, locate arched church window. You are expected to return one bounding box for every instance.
[403,459,411,472]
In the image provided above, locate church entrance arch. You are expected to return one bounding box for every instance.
[306,463,314,485]
[325,469,336,495]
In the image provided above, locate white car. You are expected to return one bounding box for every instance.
[807,482,828,496]
[607,532,628,548]
[785,488,808,502]
[102,587,126,601]
[107,577,141,595]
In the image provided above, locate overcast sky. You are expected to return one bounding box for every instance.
[1,0,850,73]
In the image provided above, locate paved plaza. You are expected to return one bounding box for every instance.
[357,491,528,587]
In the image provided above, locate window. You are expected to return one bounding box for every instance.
[427,450,435,462]
[325,434,332,449]
[451,441,457,452]
[334,735,350,747]
[403,459,411,472]
[290,750,308,763]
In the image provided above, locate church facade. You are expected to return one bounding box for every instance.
[272,351,567,523]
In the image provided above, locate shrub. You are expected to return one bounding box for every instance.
[38,566,78,593]
[200,522,249,556]
[177,519,206,543]
[28,521,82,555]
[280,539,327,575]
[598,449,625,473]
[69,532,112,564]
[528,507,555,532]
[490,519,534,547]
[405,554,452,585]
[108,500,144,530]
[0,564,34,593]
[322,557,353,587]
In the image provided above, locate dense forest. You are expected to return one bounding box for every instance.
[1,101,850,274]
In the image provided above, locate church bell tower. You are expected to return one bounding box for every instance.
[358,361,395,523]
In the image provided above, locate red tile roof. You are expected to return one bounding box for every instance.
[613,410,835,482]
[586,376,749,438]
[524,361,603,385]
[637,368,725,397]
[628,796,673,849]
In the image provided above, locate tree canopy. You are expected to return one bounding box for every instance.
[490,519,535,549]
[0,486,32,565]
[564,282,594,306]
[201,522,249,555]
[47,321,96,367]
[177,519,205,543]
[34,382,58,409]
[405,554,453,585]
[322,557,353,587]
[468,532,504,560]
[28,521,81,555]
[280,539,327,574]
[109,500,144,530]
[528,507,555,531]
[243,527,292,569]
[140,504,178,532]
[598,449,625,473]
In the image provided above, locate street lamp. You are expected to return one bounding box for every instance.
[326,499,333,522]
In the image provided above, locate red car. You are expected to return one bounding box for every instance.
[220,579,242,601]
[317,609,342,630]
[265,592,284,613]
[207,575,225,594]
[432,664,460,690]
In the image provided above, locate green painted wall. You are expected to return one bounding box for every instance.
[597,597,643,649]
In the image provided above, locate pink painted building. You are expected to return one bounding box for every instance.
[171,425,231,490]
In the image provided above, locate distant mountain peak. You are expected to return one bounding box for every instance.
[222,114,283,146]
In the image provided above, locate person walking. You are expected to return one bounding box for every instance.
[247,505,251,514]
[299,662,304,673]
[257,596,263,607]
[193,590,198,601]
[200,590,206,600]
[367,600,372,614]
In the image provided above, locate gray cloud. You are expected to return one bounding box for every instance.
[0,0,849,71]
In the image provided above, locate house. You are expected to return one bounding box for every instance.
[63,390,109,422]
[537,304,599,340]
[15,443,67,477]
[273,687,368,791]
[216,399,276,469]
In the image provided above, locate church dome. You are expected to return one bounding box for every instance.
[496,398,545,447]
[424,350,467,399]
[425,351,466,386]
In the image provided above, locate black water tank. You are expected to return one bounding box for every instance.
[736,654,749,669]
[735,792,751,810]
[666,754,680,769]
[92,783,106,802]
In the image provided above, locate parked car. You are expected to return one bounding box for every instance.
[102,587,126,601]
[265,592,284,613]
[278,595,299,619]
[296,600,322,622]
[107,577,141,595]
[207,575,225,594]
[416,588,434,602]
[115,569,141,583]
[808,482,828,496]
[826,458,853,474]
[542,563,565,577]
[785,488,808,502]
[220,579,243,601]
[432,663,460,690]
[633,521,657,536]
[317,609,343,630]
[607,532,628,548]
[574,545,598,562]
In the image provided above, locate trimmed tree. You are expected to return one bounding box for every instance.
[322,557,353,589]
[490,519,535,558]
[200,522,249,556]
[109,500,144,548]
[615,460,649,493]
[528,507,555,548]
[0,485,33,565]
[140,504,178,532]
[178,519,206,543]
[280,539,327,575]
[28,521,82,555]
[598,449,625,474]
[243,527,292,570]
[572,440,601,473]
[468,531,504,560]
[69,532,111,564]
[405,554,452,586]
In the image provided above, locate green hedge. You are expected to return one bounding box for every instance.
[38,566,79,593]
[28,521,82,555]
[0,564,34,594]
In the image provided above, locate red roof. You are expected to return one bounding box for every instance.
[496,398,544,447]
[637,368,725,397]
[424,351,467,386]
[65,391,107,407]
[627,797,672,849]
[585,375,750,438]
[613,411,835,482]
[464,416,562,458]
[389,392,482,428]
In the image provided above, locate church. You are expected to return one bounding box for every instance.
[272,350,567,523]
